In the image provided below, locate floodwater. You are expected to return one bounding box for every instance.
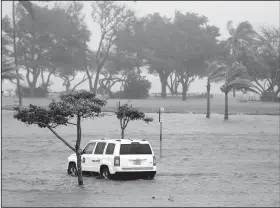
[1,111,279,207]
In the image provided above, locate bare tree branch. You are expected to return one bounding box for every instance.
[33,122,76,152]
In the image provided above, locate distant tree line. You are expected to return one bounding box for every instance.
[2,1,279,102]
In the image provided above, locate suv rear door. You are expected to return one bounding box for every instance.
[91,142,107,172]
[102,143,116,170]
[119,142,154,169]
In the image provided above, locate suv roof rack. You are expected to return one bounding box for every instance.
[116,139,121,141]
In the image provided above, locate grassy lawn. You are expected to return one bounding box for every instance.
[2,94,279,115]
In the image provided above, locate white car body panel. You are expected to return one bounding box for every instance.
[67,138,157,175]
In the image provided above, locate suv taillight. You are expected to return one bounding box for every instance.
[153,156,156,166]
[114,156,120,166]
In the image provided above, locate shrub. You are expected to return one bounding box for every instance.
[260,91,280,102]
[123,75,151,99]
[16,85,49,98]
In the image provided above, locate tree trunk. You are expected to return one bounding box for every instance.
[76,115,83,186]
[161,81,167,98]
[233,88,236,98]
[224,92,229,120]
[121,128,124,139]
[167,84,174,95]
[13,1,22,106]
[29,83,36,97]
[85,69,93,92]
[206,82,210,118]
[182,84,187,101]
[76,151,83,185]
[275,87,280,97]
[175,83,178,96]
[93,67,101,94]
[65,82,70,92]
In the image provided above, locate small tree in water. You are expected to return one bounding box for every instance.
[115,102,153,139]
[13,90,107,186]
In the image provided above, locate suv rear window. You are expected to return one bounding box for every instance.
[94,142,106,155]
[105,143,115,155]
[120,143,152,155]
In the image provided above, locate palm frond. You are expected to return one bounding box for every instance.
[227,62,249,82]
[241,87,261,95]
[226,20,236,37]
[2,73,23,82]
[206,61,227,83]
[19,1,35,21]
[1,60,23,82]
[209,66,226,78]
[235,21,254,36]
[209,76,225,83]
[225,78,259,94]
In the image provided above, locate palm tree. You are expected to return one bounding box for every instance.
[206,61,226,118]
[226,20,256,97]
[220,62,259,120]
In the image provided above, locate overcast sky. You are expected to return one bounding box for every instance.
[1,1,279,94]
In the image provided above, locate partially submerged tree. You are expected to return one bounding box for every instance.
[219,62,259,120]
[167,71,180,96]
[91,1,135,93]
[3,2,90,97]
[171,11,221,101]
[239,26,280,97]
[115,102,153,139]
[206,61,226,118]
[142,13,175,98]
[226,20,256,97]
[13,90,107,186]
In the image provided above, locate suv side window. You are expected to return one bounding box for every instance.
[94,142,106,155]
[105,143,115,155]
[83,142,96,154]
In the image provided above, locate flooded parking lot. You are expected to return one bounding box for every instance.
[1,111,279,206]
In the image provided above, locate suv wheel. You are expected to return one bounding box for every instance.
[68,163,77,176]
[144,172,156,180]
[100,167,111,179]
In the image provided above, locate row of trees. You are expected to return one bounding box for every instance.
[205,20,279,119]
[2,1,279,102]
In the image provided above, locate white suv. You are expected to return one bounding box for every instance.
[67,138,157,180]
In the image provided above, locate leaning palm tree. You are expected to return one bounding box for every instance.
[226,20,256,97]
[206,61,226,118]
[220,62,259,120]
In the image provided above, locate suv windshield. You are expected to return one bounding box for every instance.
[120,143,152,155]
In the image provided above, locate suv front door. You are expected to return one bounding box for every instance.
[92,142,107,172]
[81,142,96,171]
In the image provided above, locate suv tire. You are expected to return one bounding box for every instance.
[68,163,77,176]
[144,172,156,180]
[100,166,111,179]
